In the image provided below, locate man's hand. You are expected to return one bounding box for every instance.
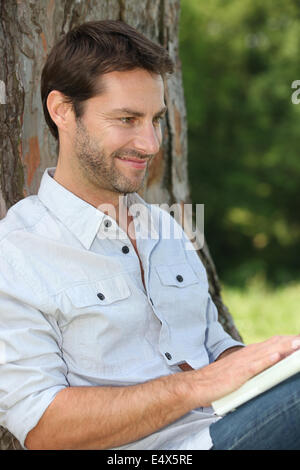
[185,335,300,408]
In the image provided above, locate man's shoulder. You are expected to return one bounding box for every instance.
[0,195,47,243]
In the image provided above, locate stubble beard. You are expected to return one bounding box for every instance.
[74,119,150,195]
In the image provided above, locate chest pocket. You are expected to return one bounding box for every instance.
[62,276,131,313]
[154,262,207,334]
[57,276,135,375]
[155,262,199,288]
[58,276,132,345]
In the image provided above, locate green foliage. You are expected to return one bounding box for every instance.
[222,280,300,344]
[179,0,300,287]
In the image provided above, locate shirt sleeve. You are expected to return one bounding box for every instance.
[0,256,68,448]
[204,294,244,362]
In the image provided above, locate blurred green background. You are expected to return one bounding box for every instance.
[179,0,300,343]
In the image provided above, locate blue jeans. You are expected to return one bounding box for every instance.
[210,372,300,449]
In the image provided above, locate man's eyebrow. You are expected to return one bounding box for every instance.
[109,105,168,118]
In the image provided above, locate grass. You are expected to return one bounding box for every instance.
[221,277,300,345]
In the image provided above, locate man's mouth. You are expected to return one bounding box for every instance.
[115,156,148,169]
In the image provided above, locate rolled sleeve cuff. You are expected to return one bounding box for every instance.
[209,338,245,363]
[5,385,67,449]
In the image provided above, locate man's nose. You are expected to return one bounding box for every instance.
[132,122,161,156]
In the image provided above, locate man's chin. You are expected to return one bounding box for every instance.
[113,171,147,194]
[113,182,144,195]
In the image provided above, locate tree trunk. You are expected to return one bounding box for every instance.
[0,0,242,450]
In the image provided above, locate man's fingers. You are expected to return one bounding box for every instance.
[292,337,300,350]
[246,351,281,377]
[232,335,300,380]
[249,336,300,375]
[257,335,300,356]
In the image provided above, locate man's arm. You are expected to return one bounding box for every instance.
[178,346,244,372]
[25,335,300,450]
[216,345,244,360]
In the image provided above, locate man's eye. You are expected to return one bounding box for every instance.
[119,116,163,125]
[120,117,134,124]
[153,116,163,125]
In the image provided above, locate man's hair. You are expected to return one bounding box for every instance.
[41,19,174,140]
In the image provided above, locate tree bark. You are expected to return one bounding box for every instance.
[0,0,242,450]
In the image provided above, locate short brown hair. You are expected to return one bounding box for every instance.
[41,19,174,140]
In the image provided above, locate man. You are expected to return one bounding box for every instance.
[1,20,300,451]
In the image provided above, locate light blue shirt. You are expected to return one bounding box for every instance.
[0,167,243,449]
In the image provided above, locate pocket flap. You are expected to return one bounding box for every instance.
[155,263,199,287]
[64,276,131,307]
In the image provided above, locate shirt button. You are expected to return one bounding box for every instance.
[97,293,105,301]
[176,274,183,282]
[165,352,172,360]
[104,219,112,228]
[122,245,130,254]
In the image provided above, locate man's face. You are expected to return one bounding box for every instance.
[71,68,166,195]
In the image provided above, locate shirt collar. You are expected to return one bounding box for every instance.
[37,167,154,250]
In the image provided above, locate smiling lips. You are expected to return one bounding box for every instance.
[116,156,148,169]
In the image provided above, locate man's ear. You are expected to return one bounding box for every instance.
[47,90,75,135]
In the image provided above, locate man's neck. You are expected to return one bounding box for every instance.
[53,162,128,224]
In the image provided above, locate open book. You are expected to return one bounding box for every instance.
[212,348,300,416]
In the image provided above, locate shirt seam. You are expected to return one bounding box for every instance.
[48,267,142,298]
[0,209,49,244]
[0,253,50,308]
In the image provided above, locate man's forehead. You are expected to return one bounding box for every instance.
[101,68,164,85]
[97,69,164,96]
[92,69,165,111]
